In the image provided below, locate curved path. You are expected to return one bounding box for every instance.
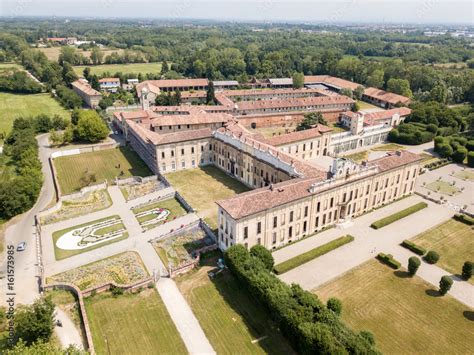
[54,307,84,350]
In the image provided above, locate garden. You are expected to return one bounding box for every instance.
[424,180,461,196]
[120,179,163,201]
[132,197,187,230]
[52,215,128,260]
[47,251,149,290]
[40,189,112,225]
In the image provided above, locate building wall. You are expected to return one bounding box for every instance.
[153,122,225,134]
[237,110,344,128]
[276,134,331,160]
[217,161,420,250]
[72,86,101,109]
[157,138,213,173]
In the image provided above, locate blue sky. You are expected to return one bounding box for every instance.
[1,0,473,25]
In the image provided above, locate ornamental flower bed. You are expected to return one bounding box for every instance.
[121,180,162,201]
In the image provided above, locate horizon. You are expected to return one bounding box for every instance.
[1,0,473,26]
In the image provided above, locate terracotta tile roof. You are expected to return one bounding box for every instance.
[71,80,102,97]
[363,107,411,126]
[150,112,232,127]
[222,87,329,98]
[363,87,411,105]
[99,77,120,83]
[264,125,332,146]
[304,75,361,91]
[235,95,354,111]
[370,151,423,172]
[138,78,208,90]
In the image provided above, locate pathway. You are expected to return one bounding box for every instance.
[54,307,84,350]
[275,195,474,308]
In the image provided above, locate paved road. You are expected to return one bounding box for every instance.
[54,307,84,350]
[275,195,474,308]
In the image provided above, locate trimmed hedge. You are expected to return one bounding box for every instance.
[453,214,474,226]
[274,235,355,274]
[377,253,401,269]
[370,202,428,229]
[424,250,440,264]
[401,240,426,256]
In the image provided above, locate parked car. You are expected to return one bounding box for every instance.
[17,242,26,251]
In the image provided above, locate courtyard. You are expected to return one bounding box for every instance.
[315,260,474,354]
[53,147,152,195]
[165,166,250,229]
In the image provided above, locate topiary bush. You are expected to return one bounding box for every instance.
[376,253,401,269]
[467,151,474,168]
[451,147,467,164]
[436,143,453,158]
[462,261,473,280]
[327,297,342,316]
[424,250,440,264]
[401,240,426,256]
[408,256,421,276]
[466,140,474,152]
[250,244,274,271]
[453,214,474,225]
[439,275,453,295]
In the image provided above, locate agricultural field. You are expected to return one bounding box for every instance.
[53,147,152,194]
[315,260,474,354]
[176,257,295,355]
[412,219,474,283]
[34,46,125,61]
[52,215,128,260]
[132,197,188,230]
[424,180,460,195]
[73,62,163,76]
[0,92,70,136]
[48,251,149,290]
[165,166,250,229]
[84,289,186,354]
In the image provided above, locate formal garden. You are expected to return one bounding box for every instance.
[40,189,112,225]
[47,251,149,290]
[152,227,214,269]
[314,259,474,354]
[52,215,128,260]
[132,197,187,231]
[424,180,461,196]
[120,179,163,201]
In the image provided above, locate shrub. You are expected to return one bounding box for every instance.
[327,297,342,316]
[451,147,467,164]
[439,275,453,295]
[110,285,124,296]
[462,261,473,280]
[408,256,421,276]
[467,151,474,168]
[250,245,274,271]
[370,202,428,229]
[466,140,474,151]
[453,214,474,225]
[360,331,375,346]
[376,253,401,269]
[424,250,440,264]
[401,240,426,255]
[436,143,453,158]
[274,235,354,274]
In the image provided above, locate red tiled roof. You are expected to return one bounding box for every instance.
[304,75,361,91]
[99,77,120,83]
[71,80,102,97]
[363,87,411,105]
[264,125,332,146]
[235,95,354,111]
[150,112,232,127]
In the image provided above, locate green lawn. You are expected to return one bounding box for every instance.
[342,150,368,163]
[0,92,69,136]
[165,166,250,229]
[315,260,474,354]
[84,289,186,354]
[425,181,460,195]
[177,261,295,354]
[52,215,128,260]
[54,146,152,195]
[73,62,163,76]
[356,100,381,110]
[370,143,405,151]
[412,219,474,283]
[132,197,188,229]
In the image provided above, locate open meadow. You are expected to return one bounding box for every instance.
[73,62,163,76]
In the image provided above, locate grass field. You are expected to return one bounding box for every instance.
[177,258,295,354]
[357,100,381,111]
[73,62,163,76]
[0,92,69,136]
[315,260,474,354]
[370,143,406,151]
[165,166,250,229]
[342,150,369,163]
[84,289,186,354]
[54,147,152,194]
[412,219,474,283]
[425,181,460,195]
[34,47,125,61]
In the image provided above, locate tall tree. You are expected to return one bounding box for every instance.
[292,72,304,89]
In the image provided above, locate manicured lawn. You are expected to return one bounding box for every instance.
[412,219,474,283]
[165,166,250,229]
[0,92,69,136]
[315,260,474,354]
[132,197,188,230]
[454,170,474,181]
[73,62,163,76]
[330,123,349,133]
[342,150,368,163]
[370,202,428,229]
[177,260,295,355]
[356,100,381,110]
[84,289,186,354]
[370,143,405,151]
[54,147,152,194]
[425,181,460,195]
[274,235,354,274]
[52,215,128,260]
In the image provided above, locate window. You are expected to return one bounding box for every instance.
[303,221,307,233]
[162,163,166,172]
[289,211,294,222]
[288,226,293,238]
[191,147,195,154]
[192,159,195,167]
[178,125,181,129]
[366,185,370,195]
[181,148,185,155]
[181,161,185,168]
[171,162,176,170]
[272,232,277,244]
[273,216,277,228]
[315,216,319,228]
[316,202,321,212]
[201,145,204,152]
[330,197,334,208]
[412,169,416,178]
[243,226,248,239]
[304,206,309,217]
[257,222,261,234]
[257,238,261,245]
[161,152,165,159]
[171,150,175,157]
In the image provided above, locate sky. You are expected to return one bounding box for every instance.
[1,0,473,25]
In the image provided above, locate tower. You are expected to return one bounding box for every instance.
[141,87,149,110]
[350,112,364,135]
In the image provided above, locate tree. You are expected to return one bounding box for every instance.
[160,60,169,76]
[430,83,448,104]
[437,143,453,158]
[424,250,440,264]
[90,47,103,65]
[250,245,274,271]
[296,112,327,131]
[354,85,364,100]
[462,261,473,280]
[468,152,474,168]
[49,130,62,146]
[14,296,55,345]
[408,256,421,276]
[206,81,216,105]
[5,339,83,355]
[83,67,91,81]
[33,114,53,133]
[292,72,304,89]
[74,110,109,143]
[174,89,182,105]
[366,69,384,88]
[327,297,342,316]
[451,147,467,163]
[439,275,453,295]
[387,78,413,98]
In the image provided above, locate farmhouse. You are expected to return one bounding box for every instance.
[362,87,411,108]
[71,79,102,108]
[99,77,121,93]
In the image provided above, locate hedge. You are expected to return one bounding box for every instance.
[377,253,401,269]
[273,235,355,274]
[453,214,474,226]
[401,240,426,256]
[370,202,428,229]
